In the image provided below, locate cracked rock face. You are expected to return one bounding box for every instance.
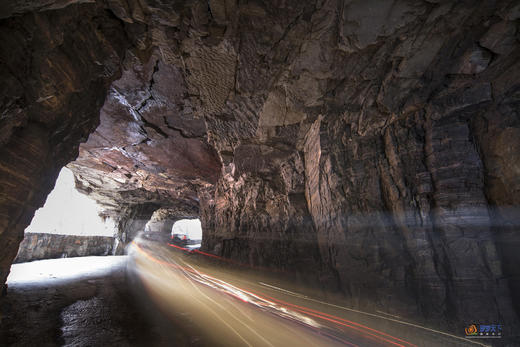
[67,48,220,245]
[68,50,220,216]
[0,0,519,336]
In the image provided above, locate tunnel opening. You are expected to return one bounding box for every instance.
[169,219,202,249]
[140,210,202,245]
[0,0,519,345]
[15,167,118,264]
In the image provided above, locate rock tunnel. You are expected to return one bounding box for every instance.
[0,0,519,345]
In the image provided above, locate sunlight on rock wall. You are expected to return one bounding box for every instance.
[25,168,116,236]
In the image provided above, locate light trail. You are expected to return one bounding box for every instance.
[168,241,483,346]
[131,240,492,346]
[177,259,276,347]
[134,242,360,345]
[177,261,255,347]
[376,310,401,319]
[167,243,285,273]
[224,282,414,347]
[174,260,360,347]
[132,241,420,346]
[258,281,309,299]
[249,291,417,347]
[257,282,491,347]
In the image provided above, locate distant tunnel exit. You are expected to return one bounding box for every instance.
[170,219,202,249]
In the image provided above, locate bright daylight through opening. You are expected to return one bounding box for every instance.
[25,167,115,237]
[1,1,519,345]
[171,219,202,241]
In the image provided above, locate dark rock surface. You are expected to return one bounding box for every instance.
[0,0,519,338]
[0,256,181,346]
[14,233,116,263]
[0,1,129,289]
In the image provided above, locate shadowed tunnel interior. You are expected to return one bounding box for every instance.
[0,0,519,346]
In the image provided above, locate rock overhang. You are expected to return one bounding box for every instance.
[0,0,518,335]
[67,48,222,218]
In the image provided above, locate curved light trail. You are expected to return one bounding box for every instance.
[128,239,488,347]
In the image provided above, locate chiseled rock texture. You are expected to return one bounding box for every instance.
[0,2,129,291]
[14,233,115,263]
[144,208,190,234]
[0,0,519,336]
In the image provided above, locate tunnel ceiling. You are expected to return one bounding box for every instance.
[1,0,520,332]
[67,50,221,217]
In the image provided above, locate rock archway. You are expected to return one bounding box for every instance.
[1,0,519,334]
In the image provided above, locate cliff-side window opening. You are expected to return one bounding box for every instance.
[15,167,117,263]
[1,1,520,345]
[26,167,116,236]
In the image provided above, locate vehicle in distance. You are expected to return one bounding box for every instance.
[170,233,201,250]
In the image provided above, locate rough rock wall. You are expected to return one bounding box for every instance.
[68,49,220,216]
[14,233,115,263]
[112,203,158,253]
[0,0,221,283]
[144,208,192,234]
[196,0,520,332]
[0,2,129,288]
[0,0,518,335]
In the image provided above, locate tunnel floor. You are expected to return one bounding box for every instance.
[0,256,193,346]
[0,247,510,346]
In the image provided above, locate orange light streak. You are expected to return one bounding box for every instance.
[133,242,415,347]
